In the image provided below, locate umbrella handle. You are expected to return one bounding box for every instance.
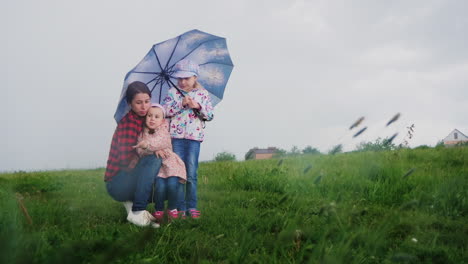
[167,79,208,121]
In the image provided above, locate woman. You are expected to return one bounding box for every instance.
[105,81,163,227]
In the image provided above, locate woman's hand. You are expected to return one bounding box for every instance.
[127,157,139,170]
[133,141,149,149]
[154,149,168,159]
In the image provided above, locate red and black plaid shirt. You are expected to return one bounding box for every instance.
[104,111,144,181]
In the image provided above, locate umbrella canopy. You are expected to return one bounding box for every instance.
[114,29,234,122]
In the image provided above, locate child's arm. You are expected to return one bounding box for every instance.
[133,129,172,160]
[135,140,170,159]
[183,91,214,121]
[146,140,171,152]
[134,139,152,157]
[164,88,184,118]
[134,138,170,155]
[195,90,214,121]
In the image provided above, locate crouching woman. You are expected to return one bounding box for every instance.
[104,81,162,227]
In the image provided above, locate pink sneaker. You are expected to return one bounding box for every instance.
[153,211,164,223]
[168,209,179,221]
[189,209,201,219]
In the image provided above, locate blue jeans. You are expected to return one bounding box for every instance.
[106,155,162,211]
[172,138,201,212]
[155,176,180,211]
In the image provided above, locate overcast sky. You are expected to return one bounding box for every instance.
[2,0,467,172]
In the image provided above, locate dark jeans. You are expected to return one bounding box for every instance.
[106,155,162,211]
[172,138,201,212]
[155,176,181,211]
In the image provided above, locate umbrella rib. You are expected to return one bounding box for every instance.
[154,77,163,85]
[152,48,164,71]
[150,80,158,93]
[158,81,165,103]
[146,77,158,86]
[165,36,181,69]
[199,62,234,67]
[154,77,165,89]
[167,78,185,98]
[131,71,159,75]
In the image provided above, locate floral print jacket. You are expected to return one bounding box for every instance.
[163,86,214,142]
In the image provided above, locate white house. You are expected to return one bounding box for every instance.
[443,129,468,146]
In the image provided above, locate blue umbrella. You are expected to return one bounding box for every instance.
[114,29,234,122]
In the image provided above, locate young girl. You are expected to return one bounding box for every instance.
[134,104,187,222]
[105,81,163,227]
[164,59,214,219]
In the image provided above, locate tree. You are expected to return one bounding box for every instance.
[435,140,445,149]
[355,137,397,152]
[289,146,301,156]
[214,151,236,162]
[414,145,430,149]
[303,145,321,155]
[456,141,468,147]
[273,148,287,158]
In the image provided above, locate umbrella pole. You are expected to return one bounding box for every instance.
[167,79,186,98]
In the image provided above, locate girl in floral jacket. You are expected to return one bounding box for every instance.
[164,59,214,218]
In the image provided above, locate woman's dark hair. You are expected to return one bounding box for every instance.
[126,81,151,103]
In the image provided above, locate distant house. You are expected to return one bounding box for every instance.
[443,129,468,146]
[245,147,279,160]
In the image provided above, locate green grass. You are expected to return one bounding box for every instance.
[1,147,467,263]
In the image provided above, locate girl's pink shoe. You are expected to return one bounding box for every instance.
[168,209,179,221]
[189,209,201,219]
[153,211,164,223]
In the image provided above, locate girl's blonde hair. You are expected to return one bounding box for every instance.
[194,80,203,89]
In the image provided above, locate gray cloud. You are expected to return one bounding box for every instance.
[2,0,467,171]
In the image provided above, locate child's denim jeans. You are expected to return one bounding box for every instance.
[171,138,201,212]
[155,176,180,211]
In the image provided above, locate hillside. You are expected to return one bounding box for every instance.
[1,147,467,263]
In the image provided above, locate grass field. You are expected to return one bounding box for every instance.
[1,147,467,263]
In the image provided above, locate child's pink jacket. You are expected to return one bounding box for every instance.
[136,120,186,182]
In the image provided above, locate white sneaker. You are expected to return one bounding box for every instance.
[150,222,161,228]
[122,201,133,215]
[127,210,158,227]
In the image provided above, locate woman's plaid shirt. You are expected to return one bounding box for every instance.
[105,111,144,181]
